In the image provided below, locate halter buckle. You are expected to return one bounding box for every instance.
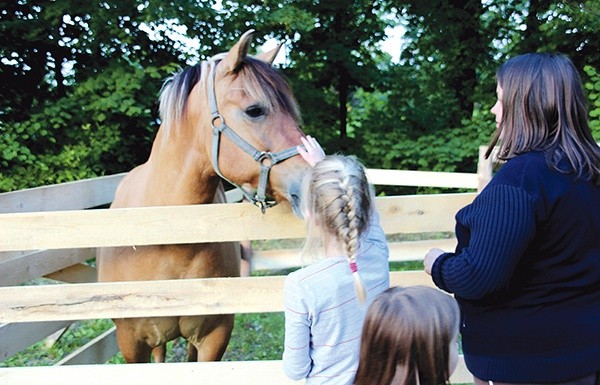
[258,152,275,168]
[211,114,224,130]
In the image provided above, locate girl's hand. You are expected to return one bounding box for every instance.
[424,248,445,275]
[297,135,325,167]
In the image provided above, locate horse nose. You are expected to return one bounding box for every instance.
[286,178,304,218]
[289,192,303,218]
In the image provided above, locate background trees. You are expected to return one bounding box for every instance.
[1,0,598,192]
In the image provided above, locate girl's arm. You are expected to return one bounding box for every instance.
[282,274,312,380]
[359,208,388,255]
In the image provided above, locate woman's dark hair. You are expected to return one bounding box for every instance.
[486,53,600,185]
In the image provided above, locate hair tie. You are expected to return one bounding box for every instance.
[350,261,358,273]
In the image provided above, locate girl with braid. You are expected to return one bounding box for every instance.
[283,136,390,385]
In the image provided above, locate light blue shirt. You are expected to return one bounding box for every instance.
[283,210,390,384]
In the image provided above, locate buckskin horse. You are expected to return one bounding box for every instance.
[97,30,310,363]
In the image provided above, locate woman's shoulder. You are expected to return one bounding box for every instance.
[484,150,580,206]
[491,151,550,189]
[499,151,545,172]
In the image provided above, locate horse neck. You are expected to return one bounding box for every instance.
[144,120,219,206]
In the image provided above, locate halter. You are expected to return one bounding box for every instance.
[206,59,301,213]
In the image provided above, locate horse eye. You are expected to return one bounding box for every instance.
[245,105,266,118]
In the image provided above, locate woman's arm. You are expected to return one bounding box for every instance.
[428,184,537,300]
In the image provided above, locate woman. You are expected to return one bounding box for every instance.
[424,53,600,384]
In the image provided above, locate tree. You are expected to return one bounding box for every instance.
[0,0,230,191]
[226,0,396,151]
[391,0,488,128]
[349,0,599,179]
[1,1,598,192]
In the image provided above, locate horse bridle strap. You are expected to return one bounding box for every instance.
[206,60,300,213]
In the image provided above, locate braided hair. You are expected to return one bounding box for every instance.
[301,155,374,303]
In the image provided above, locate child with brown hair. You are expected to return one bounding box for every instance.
[354,285,460,385]
[283,136,390,384]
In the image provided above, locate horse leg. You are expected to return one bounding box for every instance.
[183,314,235,362]
[115,320,152,363]
[152,344,166,363]
[186,342,198,362]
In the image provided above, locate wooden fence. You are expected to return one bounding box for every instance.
[0,147,497,384]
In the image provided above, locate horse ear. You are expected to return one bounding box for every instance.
[219,29,255,74]
[256,43,282,66]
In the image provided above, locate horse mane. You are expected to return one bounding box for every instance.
[158,64,203,132]
[158,55,301,131]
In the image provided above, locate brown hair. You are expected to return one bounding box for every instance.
[486,52,600,185]
[301,155,374,303]
[354,286,460,385]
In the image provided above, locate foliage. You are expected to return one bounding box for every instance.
[257,0,397,149]
[394,0,490,127]
[1,0,598,191]
[584,65,600,141]
[347,84,494,171]
[223,313,286,361]
[0,0,228,192]
[0,61,177,191]
[0,319,115,367]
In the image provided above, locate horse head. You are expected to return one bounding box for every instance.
[177,30,310,214]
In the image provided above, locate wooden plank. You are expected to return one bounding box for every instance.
[253,238,457,271]
[1,239,454,285]
[0,249,94,287]
[0,174,125,213]
[0,238,453,287]
[389,270,436,288]
[0,358,472,384]
[0,271,434,323]
[45,263,97,284]
[0,193,475,252]
[366,168,478,189]
[0,168,477,216]
[378,193,473,234]
[0,321,72,361]
[0,251,27,263]
[0,361,298,385]
[55,327,118,366]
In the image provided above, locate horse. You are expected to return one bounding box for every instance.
[96,30,310,363]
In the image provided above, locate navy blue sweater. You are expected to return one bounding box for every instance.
[432,151,600,382]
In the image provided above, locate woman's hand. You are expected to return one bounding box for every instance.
[424,248,445,275]
[297,135,325,167]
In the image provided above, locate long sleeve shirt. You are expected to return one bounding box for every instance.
[283,210,390,384]
[431,151,600,382]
